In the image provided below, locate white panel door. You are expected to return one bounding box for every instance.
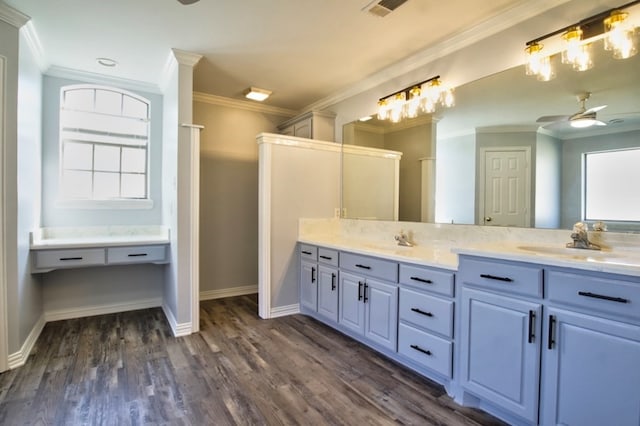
[480,148,530,227]
[0,57,7,373]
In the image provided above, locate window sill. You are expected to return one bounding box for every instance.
[56,199,154,210]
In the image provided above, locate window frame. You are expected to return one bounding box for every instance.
[57,84,153,210]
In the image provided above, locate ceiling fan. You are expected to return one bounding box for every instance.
[177,0,200,4]
[537,92,607,129]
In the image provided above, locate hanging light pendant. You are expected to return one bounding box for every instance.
[561,27,593,71]
[604,10,638,59]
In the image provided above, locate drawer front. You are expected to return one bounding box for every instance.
[35,248,105,269]
[399,288,454,338]
[107,245,167,264]
[458,256,542,298]
[546,269,640,321]
[399,264,454,297]
[318,248,339,267]
[340,252,398,282]
[398,323,452,378]
[299,244,317,261]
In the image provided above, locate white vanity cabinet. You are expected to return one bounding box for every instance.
[540,269,640,426]
[299,244,318,312]
[458,256,543,425]
[316,248,339,323]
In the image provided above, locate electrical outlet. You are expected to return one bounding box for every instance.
[334,208,341,218]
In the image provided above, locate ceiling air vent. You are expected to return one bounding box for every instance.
[363,0,409,17]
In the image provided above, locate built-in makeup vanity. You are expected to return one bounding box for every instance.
[30,226,170,273]
[298,219,640,426]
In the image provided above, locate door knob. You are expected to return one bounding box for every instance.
[485,216,492,222]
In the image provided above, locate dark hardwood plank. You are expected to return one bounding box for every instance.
[0,294,506,425]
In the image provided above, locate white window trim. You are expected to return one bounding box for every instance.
[55,198,154,210]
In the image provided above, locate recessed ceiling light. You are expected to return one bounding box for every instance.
[96,57,118,67]
[243,87,271,102]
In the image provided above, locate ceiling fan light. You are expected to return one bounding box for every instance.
[570,118,597,128]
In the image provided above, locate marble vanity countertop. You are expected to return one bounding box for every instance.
[30,226,170,250]
[298,234,459,270]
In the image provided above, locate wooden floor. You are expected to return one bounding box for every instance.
[0,295,505,425]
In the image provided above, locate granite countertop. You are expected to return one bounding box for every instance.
[299,234,640,277]
[30,226,170,250]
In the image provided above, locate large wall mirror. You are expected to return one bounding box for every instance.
[342,39,640,231]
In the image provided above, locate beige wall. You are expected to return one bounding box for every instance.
[194,101,286,295]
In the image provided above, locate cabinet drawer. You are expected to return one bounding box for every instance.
[35,248,105,269]
[399,288,453,338]
[299,244,317,261]
[107,245,167,264]
[546,269,640,321]
[340,252,398,282]
[458,256,542,298]
[318,248,338,267]
[399,264,454,297]
[398,323,452,378]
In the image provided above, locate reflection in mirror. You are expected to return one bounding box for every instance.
[342,38,640,231]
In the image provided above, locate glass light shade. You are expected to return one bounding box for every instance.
[442,87,455,108]
[536,56,555,81]
[377,99,389,120]
[524,43,544,75]
[389,92,406,123]
[561,27,584,64]
[405,87,421,118]
[571,43,594,71]
[604,11,637,59]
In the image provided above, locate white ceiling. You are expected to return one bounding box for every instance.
[8,0,536,111]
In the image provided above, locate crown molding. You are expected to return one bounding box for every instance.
[0,2,29,28]
[171,48,203,68]
[45,65,162,94]
[302,0,572,113]
[21,21,47,71]
[193,91,297,118]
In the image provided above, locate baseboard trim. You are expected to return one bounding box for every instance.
[44,298,162,322]
[8,313,45,370]
[270,303,300,318]
[161,303,192,337]
[199,285,258,301]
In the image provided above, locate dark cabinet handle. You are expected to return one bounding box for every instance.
[410,276,433,284]
[331,273,336,291]
[528,310,536,343]
[358,281,363,301]
[548,315,556,350]
[410,344,432,356]
[410,307,433,317]
[355,264,371,270]
[320,255,332,260]
[127,253,148,257]
[578,291,629,304]
[301,250,312,255]
[480,273,513,282]
[311,267,316,283]
[60,257,83,261]
[363,283,369,303]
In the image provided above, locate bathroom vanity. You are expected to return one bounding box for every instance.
[298,220,640,426]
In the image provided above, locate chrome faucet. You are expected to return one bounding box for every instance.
[394,230,413,247]
[567,222,600,250]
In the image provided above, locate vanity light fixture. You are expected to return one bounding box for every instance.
[376,75,454,123]
[524,0,639,81]
[243,87,272,102]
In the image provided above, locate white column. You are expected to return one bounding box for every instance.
[421,157,436,223]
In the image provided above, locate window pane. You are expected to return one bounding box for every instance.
[64,89,94,111]
[94,145,121,172]
[585,149,640,221]
[94,172,120,199]
[95,90,122,115]
[121,173,146,198]
[63,142,93,170]
[62,170,92,198]
[121,147,146,173]
[122,95,148,119]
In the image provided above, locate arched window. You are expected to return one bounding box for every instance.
[59,85,150,201]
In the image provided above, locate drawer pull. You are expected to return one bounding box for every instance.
[358,281,363,301]
[548,315,556,350]
[59,257,83,261]
[410,307,433,317]
[410,276,433,284]
[331,273,336,291]
[410,344,432,356]
[578,291,629,304]
[127,253,148,257]
[319,255,332,260]
[355,264,371,270]
[311,267,316,283]
[528,310,536,344]
[480,273,513,282]
[363,283,369,303]
[301,250,312,255]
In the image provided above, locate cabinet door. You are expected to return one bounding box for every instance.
[300,260,317,312]
[364,278,398,351]
[293,118,312,138]
[339,271,365,335]
[541,307,640,426]
[317,266,338,323]
[460,287,541,424]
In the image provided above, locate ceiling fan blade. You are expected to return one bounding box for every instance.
[583,105,607,114]
[536,115,569,123]
[593,120,607,126]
